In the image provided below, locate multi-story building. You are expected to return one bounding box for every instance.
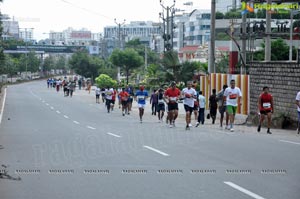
[173,9,211,52]
[104,21,161,50]
[1,14,20,40]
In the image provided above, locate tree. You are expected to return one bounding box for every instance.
[69,50,101,81]
[4,54,17,82]
[253,38,296,61]
[161,50,181,82]
[110,48,144,85]
[0,1,5,72]
[95,74,117,88]
[216,11,224,19]
[97,59,118,80]
[26,51,40,72]
[145,63,166,86]
[43,55,56,73]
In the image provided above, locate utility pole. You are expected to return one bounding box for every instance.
[241,12,247,74]
[159,0,176,52]
[209,0,216,73]
[114,19,126,50]
[264,0,272,61]
[114,19,126,83]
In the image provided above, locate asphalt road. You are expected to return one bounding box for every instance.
[0,81,300,199]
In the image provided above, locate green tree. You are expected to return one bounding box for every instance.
[0,1,5,72]
[69,50,100,81]
[161,50,181,82]
[4,54,17,81]
[110,48,144,85]
[216,32,230,40]
[97,59,118,79]
[95,74,117,88]
[224,10,241,19]
[253,38,296,61]
[43,55,56,72]
[216,11,224,19]
[145,63,166,86]
[27,51,40,72]
[125,38,160,66]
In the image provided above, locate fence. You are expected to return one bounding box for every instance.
[199,73,250,115]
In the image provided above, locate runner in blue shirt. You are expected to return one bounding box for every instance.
[135,85,148,123]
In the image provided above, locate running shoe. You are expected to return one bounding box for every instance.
[257,125,261,132]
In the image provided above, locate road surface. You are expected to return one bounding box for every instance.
[0,81,299,199]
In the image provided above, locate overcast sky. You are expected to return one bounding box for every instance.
[1,0,212,40]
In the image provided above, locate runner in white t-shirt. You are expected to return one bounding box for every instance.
[223,79,242,132]
[105,87,114,113]
[182,82,197,130]
[296,91,300,134]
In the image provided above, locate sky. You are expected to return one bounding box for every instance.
[0,0,212,40]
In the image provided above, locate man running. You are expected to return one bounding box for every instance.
[119,87,129,116]
[150,89,158,116]
[182,81,197,130]
[257,86,274,134]
[296,91,300,134]
[95,86,101,104]
[164,82,181,128]
[156,88,166,122]
[216,85,229,129]
[209,89,218,124]
[125,85,134,115]
[105,86,114,113]
[223,79,242,132]
[135,85,148,123]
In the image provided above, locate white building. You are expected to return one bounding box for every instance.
[104,21,161,49]
[180,9,211,49]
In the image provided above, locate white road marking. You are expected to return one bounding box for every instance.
[50,107,54,110]
[45,103,49,106]
[87,126,96,130]
[0,88,7,124]
[143,146,170,156]
[279,140,300,145]
[63,115,69,119]
[42,101,45,103]
[73,121,80,124]
[107,132,121,138]
[56,110,61,114]
[224,181,266,199]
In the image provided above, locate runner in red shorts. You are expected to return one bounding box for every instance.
[257,86,274,134]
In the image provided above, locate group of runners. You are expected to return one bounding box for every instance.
[94,80,243,131]
[47,78,76,97]
[47,78,300,133]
